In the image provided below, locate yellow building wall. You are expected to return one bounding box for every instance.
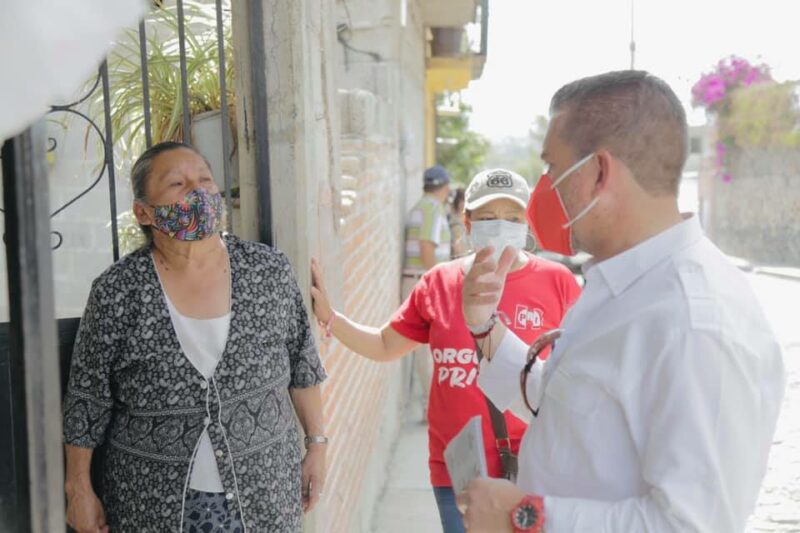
[424,56,477,166]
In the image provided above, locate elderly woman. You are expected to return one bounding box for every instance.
[63,141,327,532]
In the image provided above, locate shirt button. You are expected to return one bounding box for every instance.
[215,449,224,458]
[200,381,208,390]
[225,492,234,501]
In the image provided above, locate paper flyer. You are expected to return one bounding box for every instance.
[444,415,488,494]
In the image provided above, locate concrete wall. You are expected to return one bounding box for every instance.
[232,0,427,530]
[704,147,800,266]
[333,0,427,216]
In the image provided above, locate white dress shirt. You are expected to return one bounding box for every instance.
[479,216,785,532]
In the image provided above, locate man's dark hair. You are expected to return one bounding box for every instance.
[550,70,688,196]
[451,186,465,211]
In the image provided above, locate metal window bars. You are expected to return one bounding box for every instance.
[0,1,274,531]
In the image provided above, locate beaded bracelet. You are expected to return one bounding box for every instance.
[468,311,498,339]
[318,311,336,340]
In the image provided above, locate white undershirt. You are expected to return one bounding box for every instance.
[163,291,230,492]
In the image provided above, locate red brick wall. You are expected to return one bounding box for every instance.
[314,140,409,532]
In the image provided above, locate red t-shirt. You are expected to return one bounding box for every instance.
[390,253,581,487]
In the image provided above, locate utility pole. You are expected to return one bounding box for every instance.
[629,0,636,70]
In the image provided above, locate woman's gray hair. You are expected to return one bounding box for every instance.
[550,70,688,196]
[130,141,212,240]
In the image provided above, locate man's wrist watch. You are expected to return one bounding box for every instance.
[304,435,328,448]
[510,495,544,532]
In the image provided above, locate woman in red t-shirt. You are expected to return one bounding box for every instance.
[310,169,581,533]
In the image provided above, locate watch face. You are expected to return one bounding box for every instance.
[513,503,538,529]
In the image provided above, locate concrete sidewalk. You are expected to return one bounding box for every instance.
[372,420,442,533]
[726,255,800,282]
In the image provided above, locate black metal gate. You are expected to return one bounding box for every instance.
[0,1,272,531]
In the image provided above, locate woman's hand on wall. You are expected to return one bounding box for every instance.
[310,258,334,323]
[309,257,420,362]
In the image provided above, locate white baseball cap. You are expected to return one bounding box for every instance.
[464,168,530,210]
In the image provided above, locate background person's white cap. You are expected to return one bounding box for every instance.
[464,168,530,210]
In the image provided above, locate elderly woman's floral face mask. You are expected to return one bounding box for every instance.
[150,188,223,241]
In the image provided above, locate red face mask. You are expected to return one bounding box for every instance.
[527,154,596,256]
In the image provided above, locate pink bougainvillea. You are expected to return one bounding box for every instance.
[691,56,772,111]
[715,140,727,166]
[693,74,727,108]
[713,137,736,185]
[693,56,773,185]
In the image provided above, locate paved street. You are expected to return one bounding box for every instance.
[747,273,800,532]
[374,272,800,533]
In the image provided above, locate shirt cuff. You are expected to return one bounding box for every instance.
[477,329,529,412]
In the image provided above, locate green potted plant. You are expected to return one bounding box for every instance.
[89,0,237,252]
[101,0,236,170]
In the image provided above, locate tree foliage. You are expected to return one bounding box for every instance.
[435,94,490,185]
[481,115,548,185]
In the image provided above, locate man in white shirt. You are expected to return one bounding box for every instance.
[456,71,786,532]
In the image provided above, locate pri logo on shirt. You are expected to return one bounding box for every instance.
[515,305,544,330]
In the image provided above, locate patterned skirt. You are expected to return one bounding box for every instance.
[183,489,245,533]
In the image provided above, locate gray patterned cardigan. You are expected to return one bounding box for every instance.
[63,234,326,532]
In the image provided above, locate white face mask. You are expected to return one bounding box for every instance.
[469,220,529,262]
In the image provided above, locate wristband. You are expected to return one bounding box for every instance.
[468,311,498,338]
[317,311,336,340]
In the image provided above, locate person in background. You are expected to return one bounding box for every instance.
[311,168,581,533]
[458,71,785,533]
[63,142,327,533]
[402,164,453,416]
[449,186,470,258]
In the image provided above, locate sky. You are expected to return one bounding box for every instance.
[462,0,800,141]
